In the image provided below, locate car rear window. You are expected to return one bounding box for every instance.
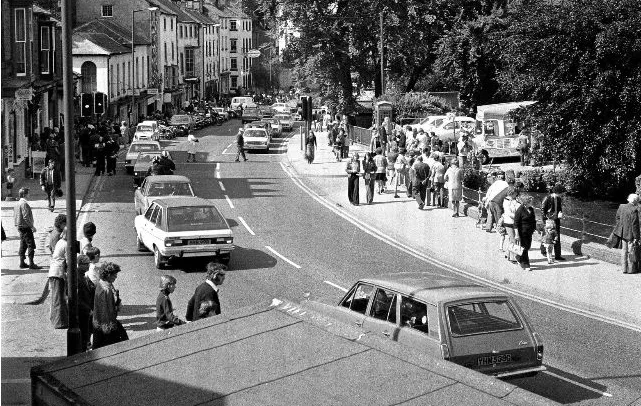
[166,206,227,232]
[447,301,522,336]
[245,129,267,138]
[275,115,291,120]
[148,182,193,197]
[130,144,160,153]
[137,125,153,132]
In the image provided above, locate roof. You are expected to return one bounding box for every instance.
[153,196,217,208]
[360,272,505,305]
[75,19,150,47]
[183,7,217,25]
[144,175,191,183]
[150,0,195,23]
[476,101,537,121]
[206,1,249,19]
[73,32,130,55]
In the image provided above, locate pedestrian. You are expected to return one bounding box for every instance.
[77,255,94,351]
[105,135,119,176]
[430,154,446,207]
[484,171,509,232]
[85,246,102,285]
[119,121,128,146]
[49,227,69,329]
[457,132,473,168]
[412,156,430,210]
[503,186,521,264]
[80,222,96,255]
[610,193,640,274]
[542,219,559,264]
[45,132,60,168]
[158,150,175,174]
[373,147,387,194]
[369,130,382,154]
[40,160,62,212]
[416,129,429,152]
[541,183,566,261]
[362,152,377,205]
[406,151,416,198]
[234,129,248,162]
[333,129,344,162]
[517,131,530,166]
[304,131,317,164]
[13,187,41,269]
[78,125,91,166]
[444,159,463,217]
[393,148,408,199]
[5,168,15,200]
[187,133,199,162]
[92,262,128,349]
[386,147,399,190]
[497,214,508,254]
[186,262,227,321]
[514,194,537,271]
[94,135,107,175]
[47,214,67,254]
[156,275,186,330]
[345,152,361,206]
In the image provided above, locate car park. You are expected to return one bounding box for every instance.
[132,151,165,187]
[241,107,262,124]
[306,272,545,379]
[169,114,194,136]
[242,127,271,152]
[274,114,293,131]
[125,141,161,174]
[134,196,234,268]
[134,121,161,141]
[433,117,477,143]
[266,118,282,137]
[134,175,195,215]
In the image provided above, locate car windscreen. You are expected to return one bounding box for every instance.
[129,144,160,153]
[148,182,193,197]
[170,116,190,124]
[166,206,227,232]
[446,301,522,336]
[137,125,153,132]
[244,129,267,138]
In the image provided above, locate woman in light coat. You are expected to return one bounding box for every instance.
[444,159,463,217]
[49,227,68,329]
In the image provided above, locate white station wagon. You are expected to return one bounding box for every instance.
[134,196,233,269]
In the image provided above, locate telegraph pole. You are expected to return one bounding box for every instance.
[380,12,385,95]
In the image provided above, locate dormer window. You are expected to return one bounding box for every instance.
[101,5,113,17]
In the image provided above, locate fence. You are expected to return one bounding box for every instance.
[348,125,373,147]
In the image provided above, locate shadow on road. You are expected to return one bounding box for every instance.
[510,366,609,404]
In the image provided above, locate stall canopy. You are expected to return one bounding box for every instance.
[476,101,537,121]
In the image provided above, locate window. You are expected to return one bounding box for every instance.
[14,8,26,75]
[340,283,374,314]
[101,5,113,17]
[180,53,184,74]
[185,48,194,77]
[164,43,167,62]
[189,25,193,37]
[370,288,396,322]
[122,62,126,92]
[80,61,97,93]
[40,26,51,74]
[230,19,237,31]
[230,38,237,53]
[179,26,183,38]
[230,58,237,71]
[400,296,429,334]
[231,76,237,89]
[171,42,174,62]
[163,18,166,31]
[194,26,198,37]
[135,57,139,88]
[110,64,115,94]
[447,301,522,336]
[127,61,131,90]
[170,19,173,31]
[116,64,120,95]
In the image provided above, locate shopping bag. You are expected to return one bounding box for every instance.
[509,243,525,256]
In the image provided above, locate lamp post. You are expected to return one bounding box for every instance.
[131,7,158,126]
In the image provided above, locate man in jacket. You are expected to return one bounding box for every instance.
[186,262,227,321]
[13,188,40,269]
[541,183,566,260]
[613,193,640,274]
[40,160,61,212]
[235,129,248,162]
[412,156,430,210]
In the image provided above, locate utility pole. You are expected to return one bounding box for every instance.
[61,0,82,356]
[380,12,384,97]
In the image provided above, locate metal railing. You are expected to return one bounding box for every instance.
[349,125,373,147]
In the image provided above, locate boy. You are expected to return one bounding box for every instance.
[156,275,185,330]
[85,246,102,284]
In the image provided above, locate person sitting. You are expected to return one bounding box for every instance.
[147,156,165,176]
[158,151,175,175]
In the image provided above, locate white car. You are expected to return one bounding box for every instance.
[243,127,271,152]
[125,141,161,173]
[271,102,289,114]
[266,118,282,137]
[432,117,477,143]
[274,114,293,131]
[409,115,448,134]
[212,107,229,120]
[134,121,160,141]
[135,196,234,268]
[231,96,256,110]
[134,175,195,215]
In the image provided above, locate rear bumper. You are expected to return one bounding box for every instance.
[491,365,546,379]
[244,143,269,150]
[160,244,234,258]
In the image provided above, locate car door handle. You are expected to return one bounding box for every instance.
[355,321,364,327]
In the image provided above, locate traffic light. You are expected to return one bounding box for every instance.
[301,96,312,122]
[80,93,94,117]
[94,92,106,115]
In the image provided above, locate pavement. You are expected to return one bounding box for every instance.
[284,129,641,332]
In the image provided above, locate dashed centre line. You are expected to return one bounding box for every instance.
[224,194,234,209]
[218,181,226,191]
[265,246,301,269]
[324,281,348,292]
[238,216,255,235]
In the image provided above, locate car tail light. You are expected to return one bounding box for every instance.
[533,332,544,360]
[440,343,450,360]
[165,239,183,247]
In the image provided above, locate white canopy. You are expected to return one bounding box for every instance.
[476,101,537,121]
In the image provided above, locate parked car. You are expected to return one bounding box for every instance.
[408,115,448,134]
[306,272,545,379]
[134,121,161,141]
[125,141,161,174]
[271,102,289,114]
[169,114,194,136]
[266,118,282,137]
[134,175,195,215]
[134,196,234,268]
[212,107,229,120]
[274,114,293,131]
[132,151,163,187]
[242,127,271,152]
[158,124,176,140]
[433,117,477,143]
[241,107,262,124]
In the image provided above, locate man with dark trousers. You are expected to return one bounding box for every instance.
[234,128,248,162]
[186,262,227,321]
[541,183,566,260]
[40,160,61,212]
[412,156,430,210]
[13,188,41,269]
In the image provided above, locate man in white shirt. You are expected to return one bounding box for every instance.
[484,172,509,232]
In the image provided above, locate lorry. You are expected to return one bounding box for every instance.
[473,101,537,160]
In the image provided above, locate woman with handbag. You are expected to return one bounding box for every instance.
[513,194,537,271]
[92,262,128,349]
[362,152,377,205]
[612,193,640,274]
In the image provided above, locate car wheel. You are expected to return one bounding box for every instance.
[154,246,166,269]
[136,234,147,252]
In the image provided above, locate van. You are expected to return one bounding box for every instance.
[231,97,255,110]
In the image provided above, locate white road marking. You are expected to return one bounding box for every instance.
[324,281,348,292]
[222,143,234,155]
[543,370,613,397]
[218,181,226,191]
[224,194,234,209]
[1,378,31,384]
[279,162,641,333]
[238,216,255,235]
[265,245,301,269]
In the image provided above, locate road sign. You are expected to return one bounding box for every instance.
[247,49,261,58]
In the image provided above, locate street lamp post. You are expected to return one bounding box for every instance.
[131,7,157,126]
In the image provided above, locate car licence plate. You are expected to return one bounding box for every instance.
[188,239,210,245]
[478,354,512,366]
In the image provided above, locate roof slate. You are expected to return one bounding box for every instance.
[75,18,150,47]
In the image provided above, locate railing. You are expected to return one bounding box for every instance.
[348,125,372,148]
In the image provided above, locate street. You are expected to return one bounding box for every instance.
[2,119,641,406]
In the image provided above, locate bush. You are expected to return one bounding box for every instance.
[462,164,489,192]
[519,169,547,193]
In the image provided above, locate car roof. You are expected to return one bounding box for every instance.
[152,196,217,208]
[359,272,505,305]
[129,141,160,147]
[145,175,191,183]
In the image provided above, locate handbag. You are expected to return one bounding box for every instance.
[508,243,525,256]
[629,241,640,263]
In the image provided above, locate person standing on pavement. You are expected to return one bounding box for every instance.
[541,183,566,261]
[373,148,388,194]
[457,132,473,168]
[430,154,446,207]
[362,152,377,204]
[503,186,521,264]
[186,262,227,321]
[393,148,408,199]
[412,156,430,210]
[186,133,199,163]
[49,227,69,329]
[611,193,640,274]
[234,129,248,162]
[94,135,107,176]
[105,135,119,176]
[92,262,127,349]
[39,160,61,212]
[76,255,94,351]
[517,131,530,166]
[406,151,416,198]
[47,214,67,254]
[119,121,128,146]
[345,153,361,206]
[80,222,96,255]
[386,147,399,190]
[444,159,463,217]
[514,194,537,271]
[13,187,41,269]
[156,275,186,330]
[304,131,317,164]
[484,171,509,232]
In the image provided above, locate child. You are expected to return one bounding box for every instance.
[497,214,507,252]
[542,219,558,264]
[156,275,185,330]
[77,255,94,351]
[85,246,102,285]
[80,222,96,255]
[5,168,15,200]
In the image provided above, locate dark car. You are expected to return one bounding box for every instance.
[241,107,262,124]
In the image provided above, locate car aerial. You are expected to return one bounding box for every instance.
[271,102,289,114]
[244,120,273,137]
[266,118,282,137]
[241,107,262,124]
[169,114,194,136]
[307,272,545,379]
[432,116,477,143]
[134,121,161,141]
[242,127,271,152]
[274,114,293,131]
[125,141,161,174]
[134,196,234,269]
[408,115,448,134]
[134,175,195,215]
[132,151,166,187]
